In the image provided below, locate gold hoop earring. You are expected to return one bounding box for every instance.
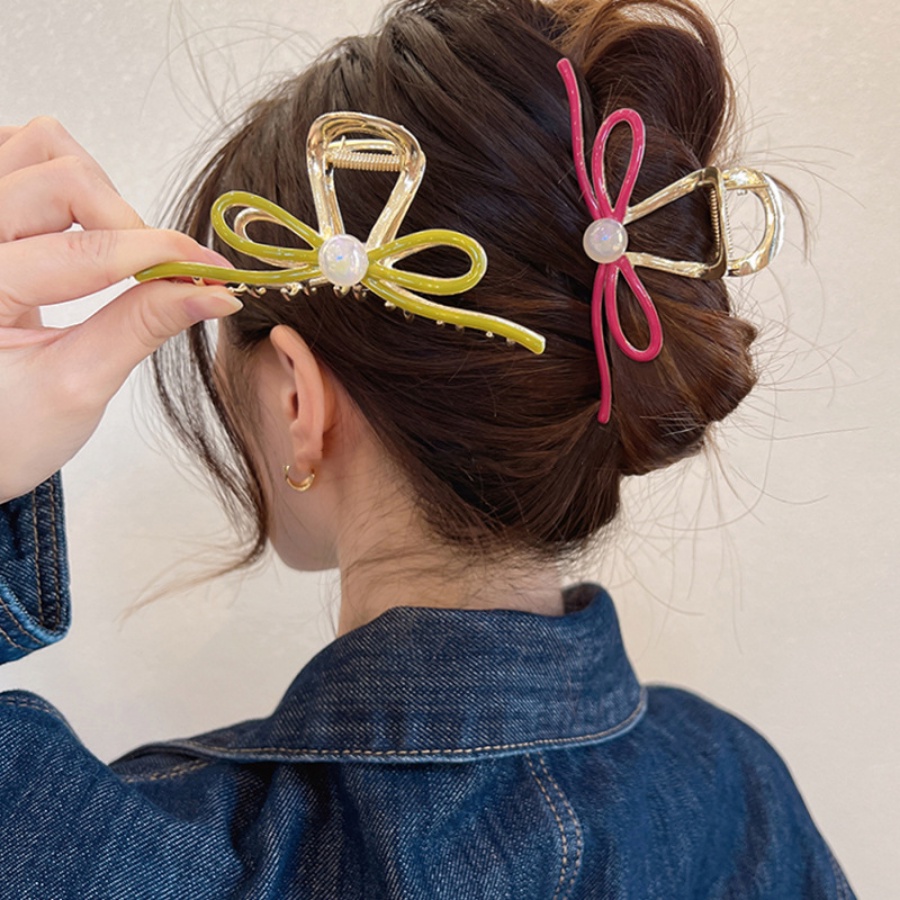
[284,464,316,492]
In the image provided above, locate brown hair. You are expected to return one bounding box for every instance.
[152,0,759,576]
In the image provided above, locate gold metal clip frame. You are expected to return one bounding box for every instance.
[623,166,785,280]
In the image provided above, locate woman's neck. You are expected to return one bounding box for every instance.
[335,519,565,637]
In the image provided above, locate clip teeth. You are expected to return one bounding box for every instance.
[384,301,396,310]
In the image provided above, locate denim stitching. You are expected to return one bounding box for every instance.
[526,753,570,900]
[0,497,49,649]
[537,753,583,900]
[47,476,61,630]
[0,480,63,648]
[119,760,213,784]
[0,616,29,651]
[0,585,38,647]
[165,687,647,760]
[30,489,44,624]
[0,696,62,717]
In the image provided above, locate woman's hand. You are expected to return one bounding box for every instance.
[0,117,241,505]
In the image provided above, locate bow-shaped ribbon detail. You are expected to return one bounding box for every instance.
[558,59,664,424]
[135,112,546,355]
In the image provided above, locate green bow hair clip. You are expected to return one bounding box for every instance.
[135,112,546,355]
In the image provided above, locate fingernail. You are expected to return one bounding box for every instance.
[185,291,244,322]
[199,247,236,269]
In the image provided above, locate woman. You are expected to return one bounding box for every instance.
[0,0,856,896]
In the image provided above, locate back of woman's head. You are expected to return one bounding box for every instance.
[153,0,758,570]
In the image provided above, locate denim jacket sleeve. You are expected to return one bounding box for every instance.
[0,474,70,663]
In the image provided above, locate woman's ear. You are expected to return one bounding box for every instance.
[267,324,336,465]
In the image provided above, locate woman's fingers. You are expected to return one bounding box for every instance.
[0,126,18,149]
[0,228,230,326]
[0,279,240,504]
[0,155,144,243]
[61,279,242,399]
[0,116,117,190]
[0,117,244,500]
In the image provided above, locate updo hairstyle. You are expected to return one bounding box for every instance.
[152,0,759,571]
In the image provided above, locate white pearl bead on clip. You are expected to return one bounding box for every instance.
[583,218,628,264]
[318,234,370,287]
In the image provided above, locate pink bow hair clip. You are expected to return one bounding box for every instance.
[557,58,786,425]
[557,58,663,424]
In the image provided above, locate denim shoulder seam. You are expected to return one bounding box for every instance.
[118,759,214,784]
[0,694,67,723]
[537,752,583,899]
[525,752,583,900]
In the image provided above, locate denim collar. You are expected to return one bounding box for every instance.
[137,583,646,765]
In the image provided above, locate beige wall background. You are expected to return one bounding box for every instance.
[1,0,895,895]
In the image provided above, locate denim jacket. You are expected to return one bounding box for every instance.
[0,474,856,899]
